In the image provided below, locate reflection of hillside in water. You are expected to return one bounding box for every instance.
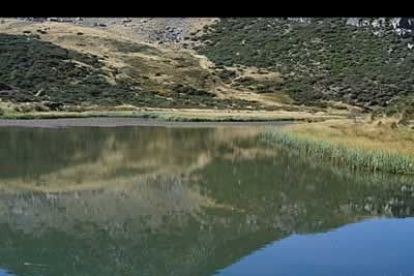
[0,126,414,276]
[0,126,266,191]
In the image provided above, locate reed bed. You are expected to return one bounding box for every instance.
[262,130,414,175]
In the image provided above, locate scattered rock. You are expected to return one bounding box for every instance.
[18,17,47,22]
[93,23,107,27]
[36,29,48,35]
[123,18,132,24]
[364,203,373,212]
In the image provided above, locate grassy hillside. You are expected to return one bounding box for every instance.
[0,33,139,106]
[1,18,414,118]
[196,18,414,114]
[0,21,272,112]
[0,33,253,110]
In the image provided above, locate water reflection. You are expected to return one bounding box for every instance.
[216,218,414,276]
[0,126,413,276]
[0,126,266,191]
[0,270,16,276]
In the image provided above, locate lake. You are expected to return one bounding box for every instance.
[0,125,413,276]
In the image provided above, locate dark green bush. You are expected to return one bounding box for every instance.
[218,69,237,83]
[196,18,414,108]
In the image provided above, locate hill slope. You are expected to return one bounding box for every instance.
[1,19,304,113]
[1,18,414,118]
[196,17,414,113]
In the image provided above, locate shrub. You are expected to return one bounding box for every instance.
[218,69,237,83]
[34,103,50,112]
[196,18,414,108]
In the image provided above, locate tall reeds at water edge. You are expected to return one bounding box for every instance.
[262,130,414,175]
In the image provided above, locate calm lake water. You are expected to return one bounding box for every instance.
[0,125,413,276]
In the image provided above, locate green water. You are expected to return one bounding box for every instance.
[0,126,413,276]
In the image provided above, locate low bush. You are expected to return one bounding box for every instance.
[197,18,414,109]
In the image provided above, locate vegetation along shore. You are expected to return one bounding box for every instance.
[263,119,414,174]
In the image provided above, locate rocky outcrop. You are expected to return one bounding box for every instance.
[13,17,214,49]
[397,18,414,30]
[346,17,414,34]
[149,26,183,44]
[16,17,47,22]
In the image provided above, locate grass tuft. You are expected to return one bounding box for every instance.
[262,130,414,174]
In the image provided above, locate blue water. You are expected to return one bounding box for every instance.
[1,126,413,276]
[0,270,16,276]
[214,218,414,276]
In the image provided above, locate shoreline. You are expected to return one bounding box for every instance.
[262,119,414,175]
[0,108,344,128]
[0,117,295,128]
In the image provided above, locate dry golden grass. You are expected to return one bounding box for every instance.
[282,119,414,156]
[259,93,295,105]
[0,19,310,109]
[0,97,345,122]
[0,20,218,91]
